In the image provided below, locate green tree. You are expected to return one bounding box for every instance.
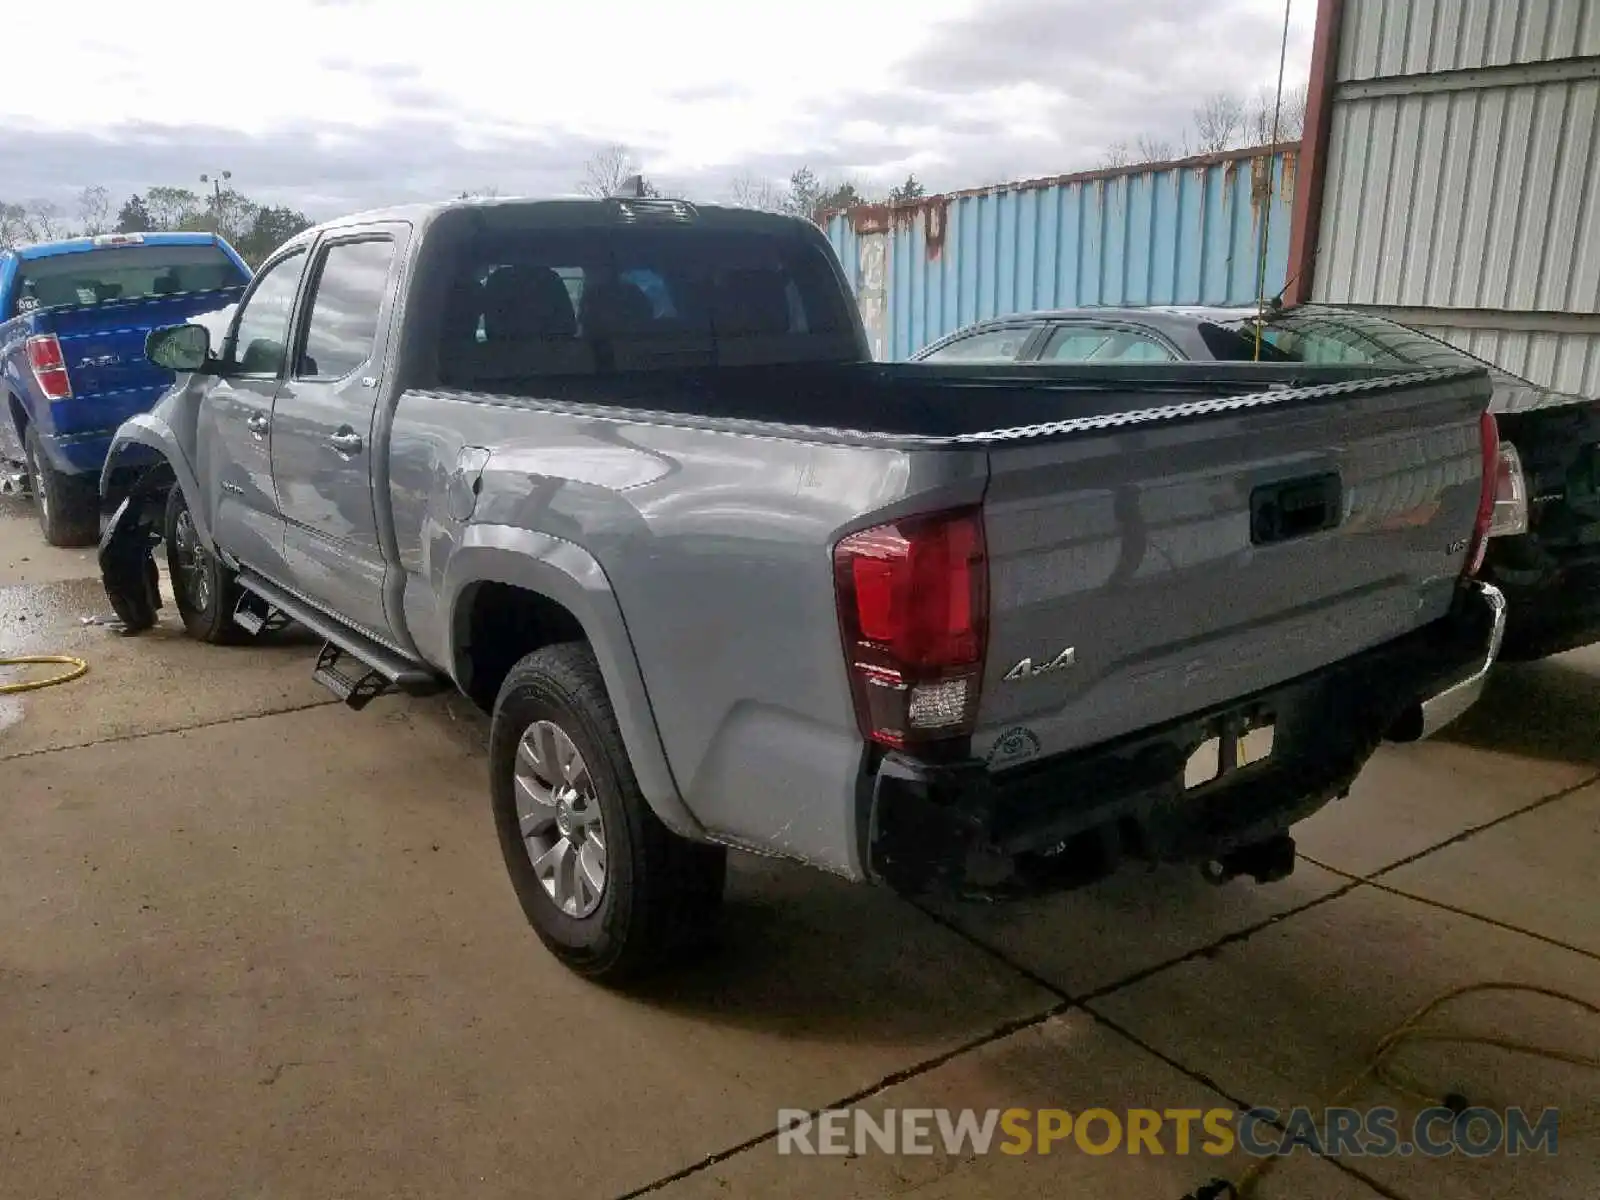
[144,186,202,231]
[237,205,313,266]
[115,194,154,233]
[889,174,926,204]
[785,167,823,222]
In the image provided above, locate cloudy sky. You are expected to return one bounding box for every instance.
[4,0,1313,220]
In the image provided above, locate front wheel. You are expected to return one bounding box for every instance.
[164,486,243,643]
[490,642,726,984]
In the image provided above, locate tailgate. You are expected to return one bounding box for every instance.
[46,289,244,407]
[974,368,1490,764]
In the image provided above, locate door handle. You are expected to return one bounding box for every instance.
[328,430,364,455]
[245,414,269,437]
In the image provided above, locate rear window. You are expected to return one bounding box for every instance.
[1202,312,1477,369]
[13,244,247,315]
[431,224,861,386]
[1194,321,1297,362]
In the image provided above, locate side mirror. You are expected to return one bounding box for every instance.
[146,323,215,373]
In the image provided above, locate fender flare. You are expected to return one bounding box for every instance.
[100,415,213,547]
[442,525,704,841]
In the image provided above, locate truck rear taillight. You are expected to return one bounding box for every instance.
[833,507,988,749]
[1488,439,1529,538]
[25,335,73,401]
[1463,410,1499,577]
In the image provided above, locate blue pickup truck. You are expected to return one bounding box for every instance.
[0,231,251,545]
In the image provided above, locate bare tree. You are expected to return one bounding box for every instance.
[727,171,785,212]
[580,144,659,199]
[1246,83,1308,145]
[77,186,113,235]
[457,185,501,199]
[1134,135,1176,163]
[1100,142,1133,169]
[21,200,69,242]
[0,201,28,249]
[1193,92,1247,154]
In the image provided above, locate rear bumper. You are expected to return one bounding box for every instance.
[863,581,1507,900]
[1493,566,1600,662]
[1412,582,1505,736]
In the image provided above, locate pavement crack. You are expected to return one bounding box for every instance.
[0,698,343,763]
[613,998,1074,1198]
[1360,767,1600,883]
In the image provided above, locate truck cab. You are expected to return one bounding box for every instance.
[0,231,251,545]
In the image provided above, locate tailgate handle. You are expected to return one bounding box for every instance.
[1251,472,1341,545]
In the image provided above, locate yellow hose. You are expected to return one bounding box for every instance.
[0,654,89,694]
[1228,981,1600,1197]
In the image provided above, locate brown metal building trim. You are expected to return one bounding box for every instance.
[1285,0,1346,308]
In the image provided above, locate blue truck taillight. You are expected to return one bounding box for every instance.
[25,335,73,401]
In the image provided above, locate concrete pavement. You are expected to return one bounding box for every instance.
[3,493,1597,1199]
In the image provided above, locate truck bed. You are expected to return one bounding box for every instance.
[394,358,1491,875]
[426,359,1437,445]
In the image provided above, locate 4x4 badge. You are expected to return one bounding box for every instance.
[1003,647,1076,681]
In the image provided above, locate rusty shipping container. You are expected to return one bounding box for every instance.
[825,144,1298,360]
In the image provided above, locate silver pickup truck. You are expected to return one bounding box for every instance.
[97,196,1505,983]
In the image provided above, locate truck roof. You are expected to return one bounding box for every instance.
[13,230,230,261]
[301,195,819,240]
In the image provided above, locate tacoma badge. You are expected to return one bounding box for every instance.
[1003,646,1076,681]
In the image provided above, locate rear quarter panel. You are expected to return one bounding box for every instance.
[388,389,984,876]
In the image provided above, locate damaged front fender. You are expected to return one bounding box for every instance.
[98,464,171,634]
[97,386,206,634]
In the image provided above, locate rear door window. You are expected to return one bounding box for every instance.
[295,239,396,380]
[1042,324,1178,363]
[920,326,1039,363]
[12,243,248,315]
[433,221,861,385]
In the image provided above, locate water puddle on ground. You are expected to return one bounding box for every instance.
[1,575,120,738]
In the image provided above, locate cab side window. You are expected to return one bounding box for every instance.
[229,250,307,376]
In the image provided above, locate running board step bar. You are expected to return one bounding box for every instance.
[312,643,393,711]
[232,594,292,637]
[234,570,441,709]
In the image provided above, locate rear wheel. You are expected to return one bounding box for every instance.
[164,486,243,643]
[23,426,100,548]
[490,642,726,984]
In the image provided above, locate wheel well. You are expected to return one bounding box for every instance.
[458,583,587,711]
[6,392,25,444]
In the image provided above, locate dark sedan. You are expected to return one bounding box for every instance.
[913,304,1600,662]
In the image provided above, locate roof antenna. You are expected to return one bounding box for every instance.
[1253,0,1294,361]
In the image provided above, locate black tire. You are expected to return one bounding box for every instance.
[490,642,726,984]
[163,486,243,643]
[103,550,161,635]
[23,425,100,548]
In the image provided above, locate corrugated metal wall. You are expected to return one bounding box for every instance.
[1310,0,1600,394]
[826,147,1297,360]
